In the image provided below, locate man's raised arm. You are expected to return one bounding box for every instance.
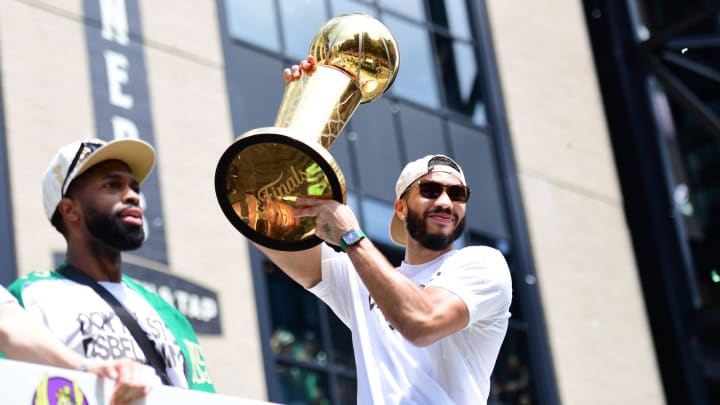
[253,244,323,288]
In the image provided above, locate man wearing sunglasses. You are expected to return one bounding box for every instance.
[262,61,512,404]
[6,139,215,393]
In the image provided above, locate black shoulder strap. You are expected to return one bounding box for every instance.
[58,265,172,386]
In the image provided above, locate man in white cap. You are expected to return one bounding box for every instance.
[6,138,215,393]
[255,145,513,402]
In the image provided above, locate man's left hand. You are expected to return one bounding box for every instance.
[86,358,156,405]
[294,197,359,246]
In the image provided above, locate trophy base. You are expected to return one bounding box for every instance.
[215,127,347,251]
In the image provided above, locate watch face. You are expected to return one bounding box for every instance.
[343,230,361,244]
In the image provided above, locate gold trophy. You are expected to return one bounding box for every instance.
[214,13,400,251]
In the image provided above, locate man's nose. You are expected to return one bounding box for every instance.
[434,190,454,207]
[124,187,141,205]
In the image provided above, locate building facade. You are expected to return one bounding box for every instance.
[6,0,711,404]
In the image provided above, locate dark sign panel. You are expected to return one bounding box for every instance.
[84,0,166,263]
[0,76,17,286]
[124,263,222,335]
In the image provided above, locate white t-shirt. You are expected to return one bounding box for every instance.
[0,285,16,304]
[18,278,189,388]
[309,244,512,405]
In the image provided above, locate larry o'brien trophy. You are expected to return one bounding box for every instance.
[214,14,399,251]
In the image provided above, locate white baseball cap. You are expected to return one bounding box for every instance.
[42,138,155,220]
[389,154,467,246]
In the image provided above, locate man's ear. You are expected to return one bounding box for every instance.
[56,197,81,224]
[394,198,407,221]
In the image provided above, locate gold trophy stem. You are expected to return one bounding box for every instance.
[274,66,363,149]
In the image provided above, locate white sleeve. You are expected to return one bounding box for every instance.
[306,244,356,327]
[16,283,52,326]
[427,246,513,327]
[0,285,16,304]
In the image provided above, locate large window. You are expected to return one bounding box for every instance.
[472,232,537,405]
[224,0,486,124]
[263,259,356,404]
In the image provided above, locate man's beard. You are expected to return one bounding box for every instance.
[406,206,465,251]
[85,205,144,251]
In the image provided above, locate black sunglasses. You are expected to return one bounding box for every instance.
[61,141,104,195]
[408,181,471,202]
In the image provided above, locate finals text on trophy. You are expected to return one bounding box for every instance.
[214,14,400,251]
